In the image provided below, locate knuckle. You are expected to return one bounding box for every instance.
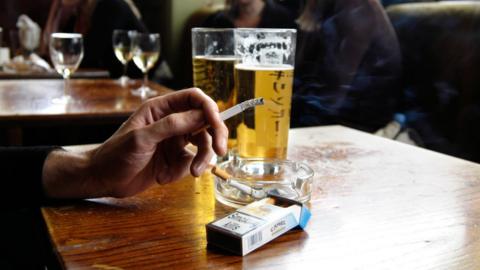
[162,115,177,130]
[138,100,152,112]
[190,87,202,94]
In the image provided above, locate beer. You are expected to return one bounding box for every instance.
[193,55,239,148]
[235,63,294,159]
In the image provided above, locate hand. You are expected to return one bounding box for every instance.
[42,88,228,199]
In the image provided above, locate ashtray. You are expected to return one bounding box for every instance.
[213,158,314,208]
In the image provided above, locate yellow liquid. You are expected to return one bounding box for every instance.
[193,55,239,148]
[235,64,294,159]
[114,46,132,64]
[133,51,159,72]
[54,64,78,79]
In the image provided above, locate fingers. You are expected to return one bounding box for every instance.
[143,109,205,144]
[155,138,194,184]
[209,122,228,157]
[189,131,214,177]
[135,89,228,156]
[134,88,219,125]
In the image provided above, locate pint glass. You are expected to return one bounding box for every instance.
[234,28,296,159]
[191,28,239,151]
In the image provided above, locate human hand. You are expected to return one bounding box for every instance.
[42,88,228,199]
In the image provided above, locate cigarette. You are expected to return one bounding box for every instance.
[210,165,231,181]
[184,146,231,181]
[192,97,264,136]
[185,146,266,199]
[210,164,266,199]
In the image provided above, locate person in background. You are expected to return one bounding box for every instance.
[41,0,147,78]
[202,0,297,29]
[292,0,402,132]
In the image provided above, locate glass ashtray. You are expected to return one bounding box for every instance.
[214,158,314,208]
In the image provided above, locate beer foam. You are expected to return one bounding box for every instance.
[234,63,294,71]
[234,30,295,66]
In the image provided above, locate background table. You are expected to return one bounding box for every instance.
[42,126,480,269]
[0,79,171,145]
[0,69,110,79]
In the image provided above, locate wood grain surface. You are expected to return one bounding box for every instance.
[0,69,110,80]
[0,79,171,123]
[42,126,480,269]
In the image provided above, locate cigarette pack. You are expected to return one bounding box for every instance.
[206,194,311,256]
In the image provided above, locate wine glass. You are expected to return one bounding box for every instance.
[131,32,160,98]
[112,29,134,85]
[49,33,84,104]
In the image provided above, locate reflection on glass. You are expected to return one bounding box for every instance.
[131,32,160,98]
[49,33,83,104]
[191,28,239,159]
[112,29,135,85]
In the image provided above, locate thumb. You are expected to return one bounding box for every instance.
[142,110,206,144]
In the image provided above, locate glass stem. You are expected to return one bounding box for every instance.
[123,63,128,78]
[143,72,148,90]
[64,77,69,98]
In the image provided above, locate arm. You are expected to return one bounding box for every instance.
[42,88,228,200]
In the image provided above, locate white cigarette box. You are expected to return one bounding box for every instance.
[206,194,311,256]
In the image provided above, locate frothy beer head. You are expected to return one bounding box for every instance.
[234,28,296,66]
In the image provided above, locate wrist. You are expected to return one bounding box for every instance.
[42,149,94,199]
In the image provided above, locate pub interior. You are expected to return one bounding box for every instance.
[1,0,480,269]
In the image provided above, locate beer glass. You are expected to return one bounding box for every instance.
[234,28,296,159]
[192,28,239,155]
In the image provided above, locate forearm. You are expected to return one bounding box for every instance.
[42,149,97,200]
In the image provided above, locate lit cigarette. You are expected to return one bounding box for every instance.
[220,97,264,121]
[192,97,264,136]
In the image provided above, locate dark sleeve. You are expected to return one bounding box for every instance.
[0,146,59,209]
[82,0,148,78]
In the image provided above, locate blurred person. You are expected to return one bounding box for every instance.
[41,0,147,78]
[292,0,402,132]
[202,0,297,29]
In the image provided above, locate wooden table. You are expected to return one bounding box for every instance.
[0,79,171,145]
[41,126,480,269]
[0,69,110,79]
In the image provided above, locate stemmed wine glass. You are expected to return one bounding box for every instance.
[131,32,160,98]
[112,29,135,85]
[49,33,84,104]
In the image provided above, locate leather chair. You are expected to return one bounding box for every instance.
[386,1,480,162]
